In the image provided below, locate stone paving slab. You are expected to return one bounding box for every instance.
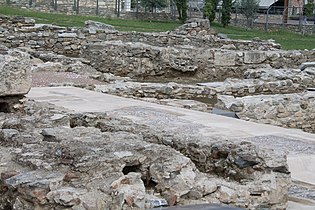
[287,201,315,210]
[288,155,315,186]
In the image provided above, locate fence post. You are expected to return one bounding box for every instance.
[265,7,271,31]
[299,7,303,32]
[234,3,238,25]
[117,0,121,17]
[54,0,57,11]
[171,0,176,21]
[96,0,99,15]
[136,0,139,18]
[283,0,288,23]
[282,7,288,28]
[76,0,80,14]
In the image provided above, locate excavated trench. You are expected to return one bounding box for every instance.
[1,15,315,209]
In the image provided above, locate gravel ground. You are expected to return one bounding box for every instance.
[32,72,105,87]
[241,135,315,155]
[289,185,315,201]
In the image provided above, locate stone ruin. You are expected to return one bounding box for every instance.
[0,45,32,112]
[0,16,315,209]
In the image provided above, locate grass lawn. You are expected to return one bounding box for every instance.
[211,22,315,50]
[0,6,314,50]
[0,6,181,32]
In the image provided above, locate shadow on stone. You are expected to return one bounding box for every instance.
[160,203,244,210]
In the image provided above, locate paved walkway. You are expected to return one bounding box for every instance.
[27,86,315,209]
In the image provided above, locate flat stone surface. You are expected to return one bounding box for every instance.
[287,201,315,210]
[288,155,315,185]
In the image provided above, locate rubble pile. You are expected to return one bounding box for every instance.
[0,100,290,209]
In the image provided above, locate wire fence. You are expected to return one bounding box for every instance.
[228,6,315,32]
[187,5,315,34]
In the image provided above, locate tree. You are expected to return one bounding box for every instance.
[175,0,188,23]
[221,0,232,27]
[141,0,168,12]
[237,0,259,27]
[305,0,315,17]
[203,0,219,23]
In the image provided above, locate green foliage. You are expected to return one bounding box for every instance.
[203,0,218,23]
[203,2,214,22]
[182,0,188,22]
[305,1,314,17]
[140,0,168,12]
[175,0,188,23]
[237,0,259,26]
[221,0,232,27]
[131,0,137,9]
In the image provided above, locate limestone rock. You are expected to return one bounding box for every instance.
[300,61,315,71]
[214,51,236,66]
[58,33,77,38]
[244,51,266,64]
[85,20,116,33]
[0,48,31,97]
[111,172,146,208]
[216,92,315,133]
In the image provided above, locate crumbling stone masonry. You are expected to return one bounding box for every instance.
[0,46,31,112]
[0,101,291,209]
[217,91,315,133]
[1,16,315,81]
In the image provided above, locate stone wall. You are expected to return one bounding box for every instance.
[94,82,216,100]
[82,41,315,81]
[1,15,315,82]
[94,31,281,51]
[197,67,315,96]
[0,16,89,56]
[0,16,284,56]
[216,91,315,133]
[1,0,116,16]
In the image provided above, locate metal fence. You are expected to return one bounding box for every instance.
[193,6,315,34]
